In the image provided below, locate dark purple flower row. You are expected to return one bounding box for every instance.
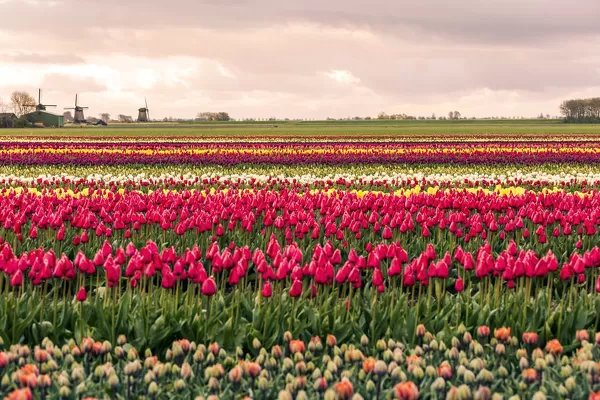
[2,141,600,165]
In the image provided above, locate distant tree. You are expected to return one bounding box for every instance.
[10,91,36,117]
[63,111,73,122]
[195,112,231,121]
[99,113,110,123]
[377,112,388,120]
[87,116,99,124]
[560,97,600,122]
[447,111,462,120]
[431,113,436,120]
[118,115,133,123]
[0,97,6,113]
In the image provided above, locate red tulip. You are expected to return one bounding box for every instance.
[76,286,87,302]
[201,276,217,296]
[10,270,23,287]
[372,268,384,286]
[388,258,402,277]
[382,226,392,240]
[56,225,65,241]
[455,278,464,292]
[262,281,272,298]
[29,225,38,239]
[290,279,303,297]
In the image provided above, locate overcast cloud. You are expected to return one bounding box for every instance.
[0,0,599,119]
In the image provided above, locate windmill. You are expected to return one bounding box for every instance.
[64,94,89,123]
[23,89,57,112]
[137,98,150,122]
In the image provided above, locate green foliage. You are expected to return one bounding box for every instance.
[13,117,30,128]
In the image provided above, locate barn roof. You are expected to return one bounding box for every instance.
[25,110,63,118]
[0,113,17,119]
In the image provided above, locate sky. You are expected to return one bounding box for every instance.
[0,0,599,120]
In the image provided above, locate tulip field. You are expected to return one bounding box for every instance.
[4,130,600,398]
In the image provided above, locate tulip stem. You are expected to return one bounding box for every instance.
[371,292,377,341]
[415,284,422,342]
[546,275,553,314]
[568,277,574,311]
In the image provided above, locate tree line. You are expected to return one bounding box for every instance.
[560,98,600,123]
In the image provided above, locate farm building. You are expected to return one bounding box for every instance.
[0,113,17,128]
[25,110,64,127]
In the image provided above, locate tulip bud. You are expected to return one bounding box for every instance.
[326,335,337,348]
[495,344,505,356]
[497,366,508,378]
[59,386,71,398]
[148,381,158,395]
[360,335,369,347]
[278,390,294,400]
[565,376,576,392]
[560,365,572,378]
[463,370,475,384]
[373,360,387,376]
[432,377,445,391]
[531,392,546,400]
[477,369,494,384]
[412,366,424,379]
[144,371,156,384]
[430,339,439,351]
[534,358,547,371]
[258,376,269,391]
[208,377,219,391]
[474,386,491,400]
[463,332,472,344]
[107,373,119,389]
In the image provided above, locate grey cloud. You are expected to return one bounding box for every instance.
[2,0,600,44]
[1,0,600,119]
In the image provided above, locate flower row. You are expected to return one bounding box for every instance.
[5,133,600,143]
[1,328,599,400]
[3,141,600,165]
[1,189,600,254]
[1,237,600,350]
